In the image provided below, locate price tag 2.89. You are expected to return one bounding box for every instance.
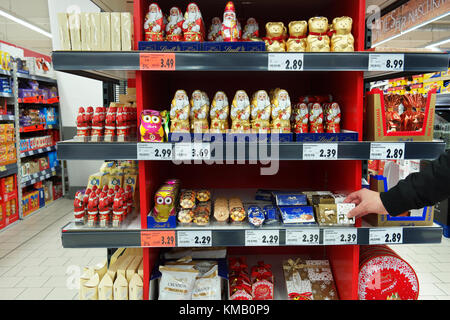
[137,143,173,160]
[268,53,304,71]
[369,228,403,244]
[245,230,280,246]
[285,229,320,245]
[303,143,338,160]
[323,228,357,245]
[369,54,404,71]
[370,143,405,160]
[177,230,212,247]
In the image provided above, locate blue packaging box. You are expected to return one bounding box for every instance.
[43,107,58,125]
[168,132,293,143]
[273,192,307,206]
[278,206,316,225]
[138,41,202,51]
[295,130,358,142]
[202,41,265,52]
[38,188,45,208]
[147,210,177,229]
[263,205,280,224]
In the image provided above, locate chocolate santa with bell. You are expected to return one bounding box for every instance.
[210,91,229,133]
[208,17,223,41]
[309,102,324,133]
[144,3,165,41]
[166,7,184,41]
[231,90,251,133]
[242,18,259,41]
[220,1,241,42]
[73,191,86,224]
[326,102,341,133]
[182,3,205,41]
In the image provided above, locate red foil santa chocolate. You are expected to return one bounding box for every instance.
[144,3,165,41]
[309,102,324,133]
[220,2,241,42]
[182,3,205,41]
[325,102,341,133]
[166,7,184,41]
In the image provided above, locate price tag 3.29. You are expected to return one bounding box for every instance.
[368,54,404,71]
[137,143,173,160]
[285,229,320,245]
[245,230,280,246]
[370,143,405,160]
[177,230,212,247]
[369,228,403,244]
[323,228,357,245]
[268,53,304,71]
[141,230,176,247]
[303,143,338,160]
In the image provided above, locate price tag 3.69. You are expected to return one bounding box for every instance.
[268,53,304,71]
[177,230,212,247]
[303,143,338,160]
[245,230,280,246]
[174,143,211,160]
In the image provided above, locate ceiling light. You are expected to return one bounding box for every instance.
[0,9,52,38]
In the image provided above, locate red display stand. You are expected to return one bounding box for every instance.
[133,0,366,300]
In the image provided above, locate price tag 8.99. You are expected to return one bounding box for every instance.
[303,143,338,160]
[370,143,405,160]
[245,230,280,246]
[323,228,357,245]
[137,143,173,160]
[177,230,212,247]
[268,53,304,71]
[285,229,320,245]
[368,54,404,71]
[369,228,403,245]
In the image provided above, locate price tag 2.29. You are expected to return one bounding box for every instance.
[245,230,280,246]
[370,143,405,160]
[285,229,320,245]
[268,53,304,71]
[303,143,338,160]
[369,228,403,244]
[177,230,212,247]
[137,143,173,160]
[323,228,357,245]
[368,54,404,71]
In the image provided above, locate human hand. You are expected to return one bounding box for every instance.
[344,189,389,218]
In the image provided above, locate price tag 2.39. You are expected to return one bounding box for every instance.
[323,228,357,245]
[369,228,403,244]
[137,143,173,160]
[177,230,212,247]
[285,229,320,245]
[370,143,405,160]
[245,230,279,246]
[268,53,304,71]
[303,143,338,160]
[369,54,404,71]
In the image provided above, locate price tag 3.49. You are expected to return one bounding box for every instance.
[177,230,212,247]
[323,228,357,245]
[369,228,403,244]
[368,54,404,71]
[370,143,405,160]
[268,53,304,71]
[303,143,338,160]
[245,230,280,246]
[137,143,173,160]
[285,229,320,245]
[140,53,175,71]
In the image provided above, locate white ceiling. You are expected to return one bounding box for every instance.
[0,0,447,57]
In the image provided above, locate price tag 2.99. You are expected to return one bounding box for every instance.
[369,54,404,71]
[303,143,338,160]
[245,230,280,246]
[137,143,173,160]
[323,228,357,245]
[370,143,405,160]
[285,229,320,245]
[369,228,403,244]
[268,53,304,71]
[177,230,212,247]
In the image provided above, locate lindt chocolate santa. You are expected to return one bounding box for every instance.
[210,91,229,133]
[182,3,205,41]
[251,90,272,133]
[309,102,324,133]
[190,90,209,133]
[231,90,251,133]
[293,102,309,133]
[166,7,184,41]
[87,191,99,227]
[242,18,259,41]
[91,106,105,141]
[73,191,86,224]
[144,3,165,41]
[208,17,223,41]
[220,2,241,42]
[98,190,110,228]
[325,102,341,133]
[271,89,292,133]
[104,104,117,141]
[170,90,190,133]
[76,107,89,138]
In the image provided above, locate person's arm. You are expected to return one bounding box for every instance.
[380,150,450,216]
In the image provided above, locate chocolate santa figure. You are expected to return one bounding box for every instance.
[251,90,272,133]
[242,18,259,41]
[220,1,241,42]
[87,191,99,227]
[170,90,190,133]
[271,89,292,133]
[326,102,341,133]
[104,104,117,141]
[112,191,125,228]
[210,91,229,133]
[76,107,89,138]
[208,17,223,41]
[91,106,105,140]
[74,191,86,224]
[294,103,309,133]
[144,3,165,41]
[98,191,110,227]
[182,3,205,41]
[166,7,184,41]
[190,90,209,133]
[309,102,324,133]
[231,90,251,133]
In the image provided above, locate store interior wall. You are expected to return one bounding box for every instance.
[47,0,104,196]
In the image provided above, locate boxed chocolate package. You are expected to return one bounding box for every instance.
[273,192,307,206]
[279,206,315,224]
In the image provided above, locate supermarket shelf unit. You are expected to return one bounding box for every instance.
[53,0,449,300]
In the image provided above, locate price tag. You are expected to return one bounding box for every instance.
[268,53,304,71]
[370,143,405,160]
[369,228,403,244]
[285,229,320,245]
[303,143,338,160]
[137,143,173,160]
[323,228,358,245]
[369,54,404,71]
[245,230,279,246]
[140,53,175,71]
[174,143,211,160]
[177,230,212,247]
[141,230,176,247]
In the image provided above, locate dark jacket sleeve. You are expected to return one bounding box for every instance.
[380,150,450,216]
